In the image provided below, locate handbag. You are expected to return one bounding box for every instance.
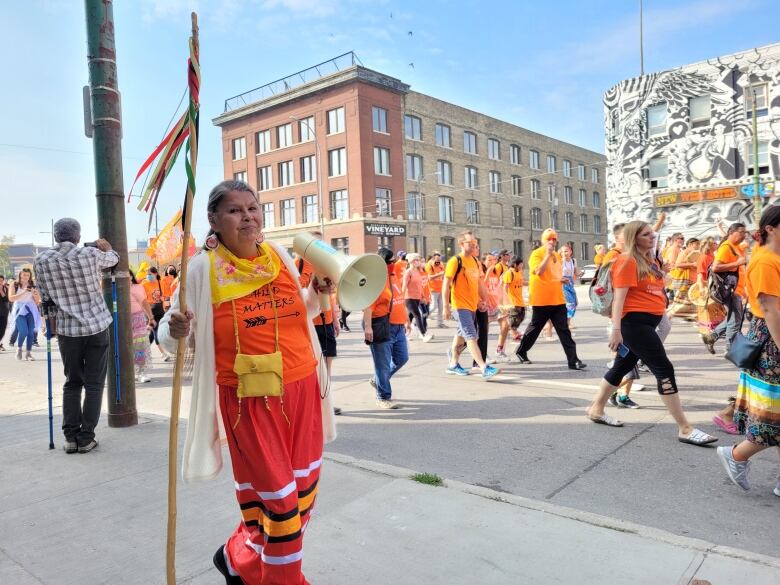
[369,277,392,344]
[724,308,764,370]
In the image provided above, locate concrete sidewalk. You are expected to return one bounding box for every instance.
[0,412,777,585]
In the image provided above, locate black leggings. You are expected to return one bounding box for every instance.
[405,299,427,335]
[604,312,678,395]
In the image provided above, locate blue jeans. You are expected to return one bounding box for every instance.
[369,324,409,400]
[712,296,744,350]
[16,311,35,351]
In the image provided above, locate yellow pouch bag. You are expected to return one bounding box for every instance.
[233,351,284,398]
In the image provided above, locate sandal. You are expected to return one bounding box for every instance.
[588,413,623,427]
[678,428,718,446]
[712,415,739,435]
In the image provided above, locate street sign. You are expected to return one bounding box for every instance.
[740,182,775,198]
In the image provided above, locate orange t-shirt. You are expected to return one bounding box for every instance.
[502,268,525,307]
[160,275,175,299]
[142,278,162,304]
[484,264,503,306]
[611,255,666,317]
[527,246,565,307]
[370,276,407,324]
[420,269,431,304]
[746,246,780,319]
[213,263,317,387]
[444,254,481,311]
[403,268,423,300]
[425,260,445,293]
[714,241,746,297]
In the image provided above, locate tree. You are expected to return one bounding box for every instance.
[0,235,15,277]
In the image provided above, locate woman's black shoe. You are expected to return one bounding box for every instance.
[213,545,244,584]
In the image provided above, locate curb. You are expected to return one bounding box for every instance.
[323,451,780,570]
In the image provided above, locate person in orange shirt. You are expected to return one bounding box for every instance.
[425,251,446,327]
[586,220,718,447]
[486,249,510,361]
[515,228,586,370]
[402,253,433,342]
[142,266,171,361]
[703,223,748,353]
[363,247,409,409]
[502,256,526,342]
[160,265,177,309]
[442,230,499,379]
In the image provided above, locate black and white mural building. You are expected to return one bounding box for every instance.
[604,43,780,236]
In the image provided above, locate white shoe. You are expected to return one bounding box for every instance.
[633,383,646,391]
[376,399,399,410]
[16,347,23,360]
[163,354,173,362]
[25,351,35,361]
[139,375,151,383]
[422,333,434,343]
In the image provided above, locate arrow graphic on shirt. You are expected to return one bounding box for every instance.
[243,311,301,328]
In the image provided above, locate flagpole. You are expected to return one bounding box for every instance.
[167,12,199,585]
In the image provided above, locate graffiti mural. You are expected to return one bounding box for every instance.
[604,43,780,235]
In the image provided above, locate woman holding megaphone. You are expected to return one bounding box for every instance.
[158,180,335,585]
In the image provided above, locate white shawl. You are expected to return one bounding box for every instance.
[158,241,336,482]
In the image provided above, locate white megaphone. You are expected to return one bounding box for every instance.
[293,233,388,312]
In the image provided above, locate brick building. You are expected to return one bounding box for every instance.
[214,53,606,262]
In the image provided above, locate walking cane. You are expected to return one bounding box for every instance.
[44,302,54,450]
[111,270,121,403]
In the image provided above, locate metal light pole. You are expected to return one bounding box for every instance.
[290,116,325,236]
[751,87,762,227]
[85,0,137,427]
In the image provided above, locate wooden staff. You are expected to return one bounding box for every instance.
[167,12,199,585]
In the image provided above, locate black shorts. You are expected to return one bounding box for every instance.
[315,323,337,357]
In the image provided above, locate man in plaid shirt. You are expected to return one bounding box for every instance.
[34,218,119,454]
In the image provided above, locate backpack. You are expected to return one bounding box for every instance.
[589,260,615,317]
[707,243,739,305]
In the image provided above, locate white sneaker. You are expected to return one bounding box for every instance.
[25,351,34,361]
[422,333,434,343]
[376,399,399,410]
[633,383,646,391]
[774,478,780,497]
[138,376,151,383]
[163,354,173,363]
[16,347,22,360]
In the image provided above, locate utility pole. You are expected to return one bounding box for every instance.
[751,87,762,228]
[85,0,137,427]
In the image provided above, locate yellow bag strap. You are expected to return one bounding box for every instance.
[231,284,280,354]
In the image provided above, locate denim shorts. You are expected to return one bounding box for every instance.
[453,308,479,341]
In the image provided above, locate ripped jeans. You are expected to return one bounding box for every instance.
[604,312,678,395]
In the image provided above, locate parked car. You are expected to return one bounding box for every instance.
[579,264,598,284]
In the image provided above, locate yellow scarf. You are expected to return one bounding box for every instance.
[208,242,281,305]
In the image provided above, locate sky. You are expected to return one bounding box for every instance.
[1,0,778,247]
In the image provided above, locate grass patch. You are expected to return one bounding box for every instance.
[411,472,444,486]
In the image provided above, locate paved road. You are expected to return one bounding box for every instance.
[1,287,777,560]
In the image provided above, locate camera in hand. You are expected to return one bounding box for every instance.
[84,241,98,248]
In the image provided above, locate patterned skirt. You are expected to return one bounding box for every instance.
[734,317,780,446]
[563,281,578,319]
[669,280,696,319]
[131,311,151,367]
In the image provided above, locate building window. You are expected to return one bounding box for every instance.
[531,207,542,230]
[375,188,392,217]
[256,130,271,155]
[441,236,455,259]
[302,195,318,224]
[579,188,587,207]
[372,106,388,133]
[548,183,556,202]
[300,155,316,183]
[565,212,574,232]
[404,115,422,140]
[434,123,451,147]
[647,156,668,188]
[531,179,541,199]
[328,147,347,177]
[488,138,500,160]
[513,205,523,227]
[331,237,349,255]
[547,155,556,173]
[550,210,559,230]
[408,236,426,256]
[298,117,315,142]
[330,189,348,220]
[592,191,600,208]
[746,84,769,118]
[647,103,667,137]
[276,123,292,148]
[529,149,540,169]
[581,242,589,262]
[747,140,770,175]
[580,214,589,233]
[564,186,573,205]
[327,107,345,134]
[374,147,391,175]
[689,96,710,128]
[437,160,452,185]
[563,159,571,177]
[577,163,586,181]
[463,131,477,154]
[489,171,501,194]
[281,198,296,226]
[510,144,521,165]
[465,200,480,224]
[439,196,454,223]
[407,191,424,220]
[465,166,478,189]
[591,168,599,183]
[513,240,524,259]
[257,165,273,191]
[512,175,521,196]
[262,203,274,228]
[278,160,294,187]
[406,154,422,180]
[233,171,247,183]
[377,236,393,249]
[594,215,602,234]
[232,137,246,161]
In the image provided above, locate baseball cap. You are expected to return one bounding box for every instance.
[490,249,500,256]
